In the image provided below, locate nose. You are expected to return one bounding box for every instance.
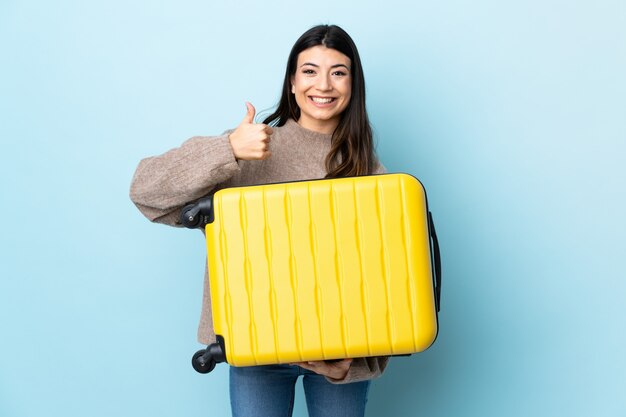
[316,73,332,91]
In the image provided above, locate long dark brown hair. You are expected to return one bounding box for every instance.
[262,25,376,178]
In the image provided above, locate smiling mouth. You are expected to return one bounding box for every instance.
[309,96,336,104]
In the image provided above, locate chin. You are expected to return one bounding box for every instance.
[308,110,340,121]
[312,114,336,122]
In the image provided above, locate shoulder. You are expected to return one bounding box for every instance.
[373,159,387,174]
[268,118,297,135]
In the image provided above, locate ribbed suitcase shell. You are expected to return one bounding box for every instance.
[205,173,438,366]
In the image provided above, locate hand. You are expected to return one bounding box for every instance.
[289,358,353,380]
[228,102,273,161]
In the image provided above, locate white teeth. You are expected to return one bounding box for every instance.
[311,97,334,104]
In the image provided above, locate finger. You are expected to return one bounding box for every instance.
[297,362,320,373]
[292,362,311,369]
[256,123,272,135]
[242,101,256,124]
[308,361,331,372]
[260,150,272,160]
[256,141,269,151]
[336,361,351,371]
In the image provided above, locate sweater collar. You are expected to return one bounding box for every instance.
[285,118,333,142]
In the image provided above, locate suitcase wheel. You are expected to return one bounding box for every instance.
[192,349,216,374]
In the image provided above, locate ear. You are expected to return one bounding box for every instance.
[290,75,295,94]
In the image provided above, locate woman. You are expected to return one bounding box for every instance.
[130,24,388,417]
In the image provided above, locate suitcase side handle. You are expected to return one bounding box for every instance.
[428,211,442,312]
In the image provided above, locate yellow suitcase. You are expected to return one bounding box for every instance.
[181,173,441,373]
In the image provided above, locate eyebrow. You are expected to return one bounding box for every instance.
[300,62,351,70]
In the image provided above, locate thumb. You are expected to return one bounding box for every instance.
[242,101,256,124]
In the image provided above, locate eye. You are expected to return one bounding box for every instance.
[302,69,316,75]
[332,71,347,76]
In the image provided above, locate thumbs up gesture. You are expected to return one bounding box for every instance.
[228,102,273,161]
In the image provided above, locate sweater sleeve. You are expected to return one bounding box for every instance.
[325,356,390,384]
[129,131,239,226]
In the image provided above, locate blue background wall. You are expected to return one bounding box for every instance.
[1,1,624,416]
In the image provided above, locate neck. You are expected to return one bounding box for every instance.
[296,115,339,135]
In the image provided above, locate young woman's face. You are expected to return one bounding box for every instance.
[291,45,352,134]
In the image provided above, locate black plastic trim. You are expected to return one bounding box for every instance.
[215,334,227,363]
[180,195,214,229]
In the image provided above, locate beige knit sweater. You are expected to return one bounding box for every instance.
[129,118,389,384]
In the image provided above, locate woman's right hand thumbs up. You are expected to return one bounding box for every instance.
[228,102,273,161]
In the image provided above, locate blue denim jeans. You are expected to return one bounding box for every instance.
[229,364,370,417]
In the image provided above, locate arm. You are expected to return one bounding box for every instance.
[129,131,239,226]
[130,102,273,226]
